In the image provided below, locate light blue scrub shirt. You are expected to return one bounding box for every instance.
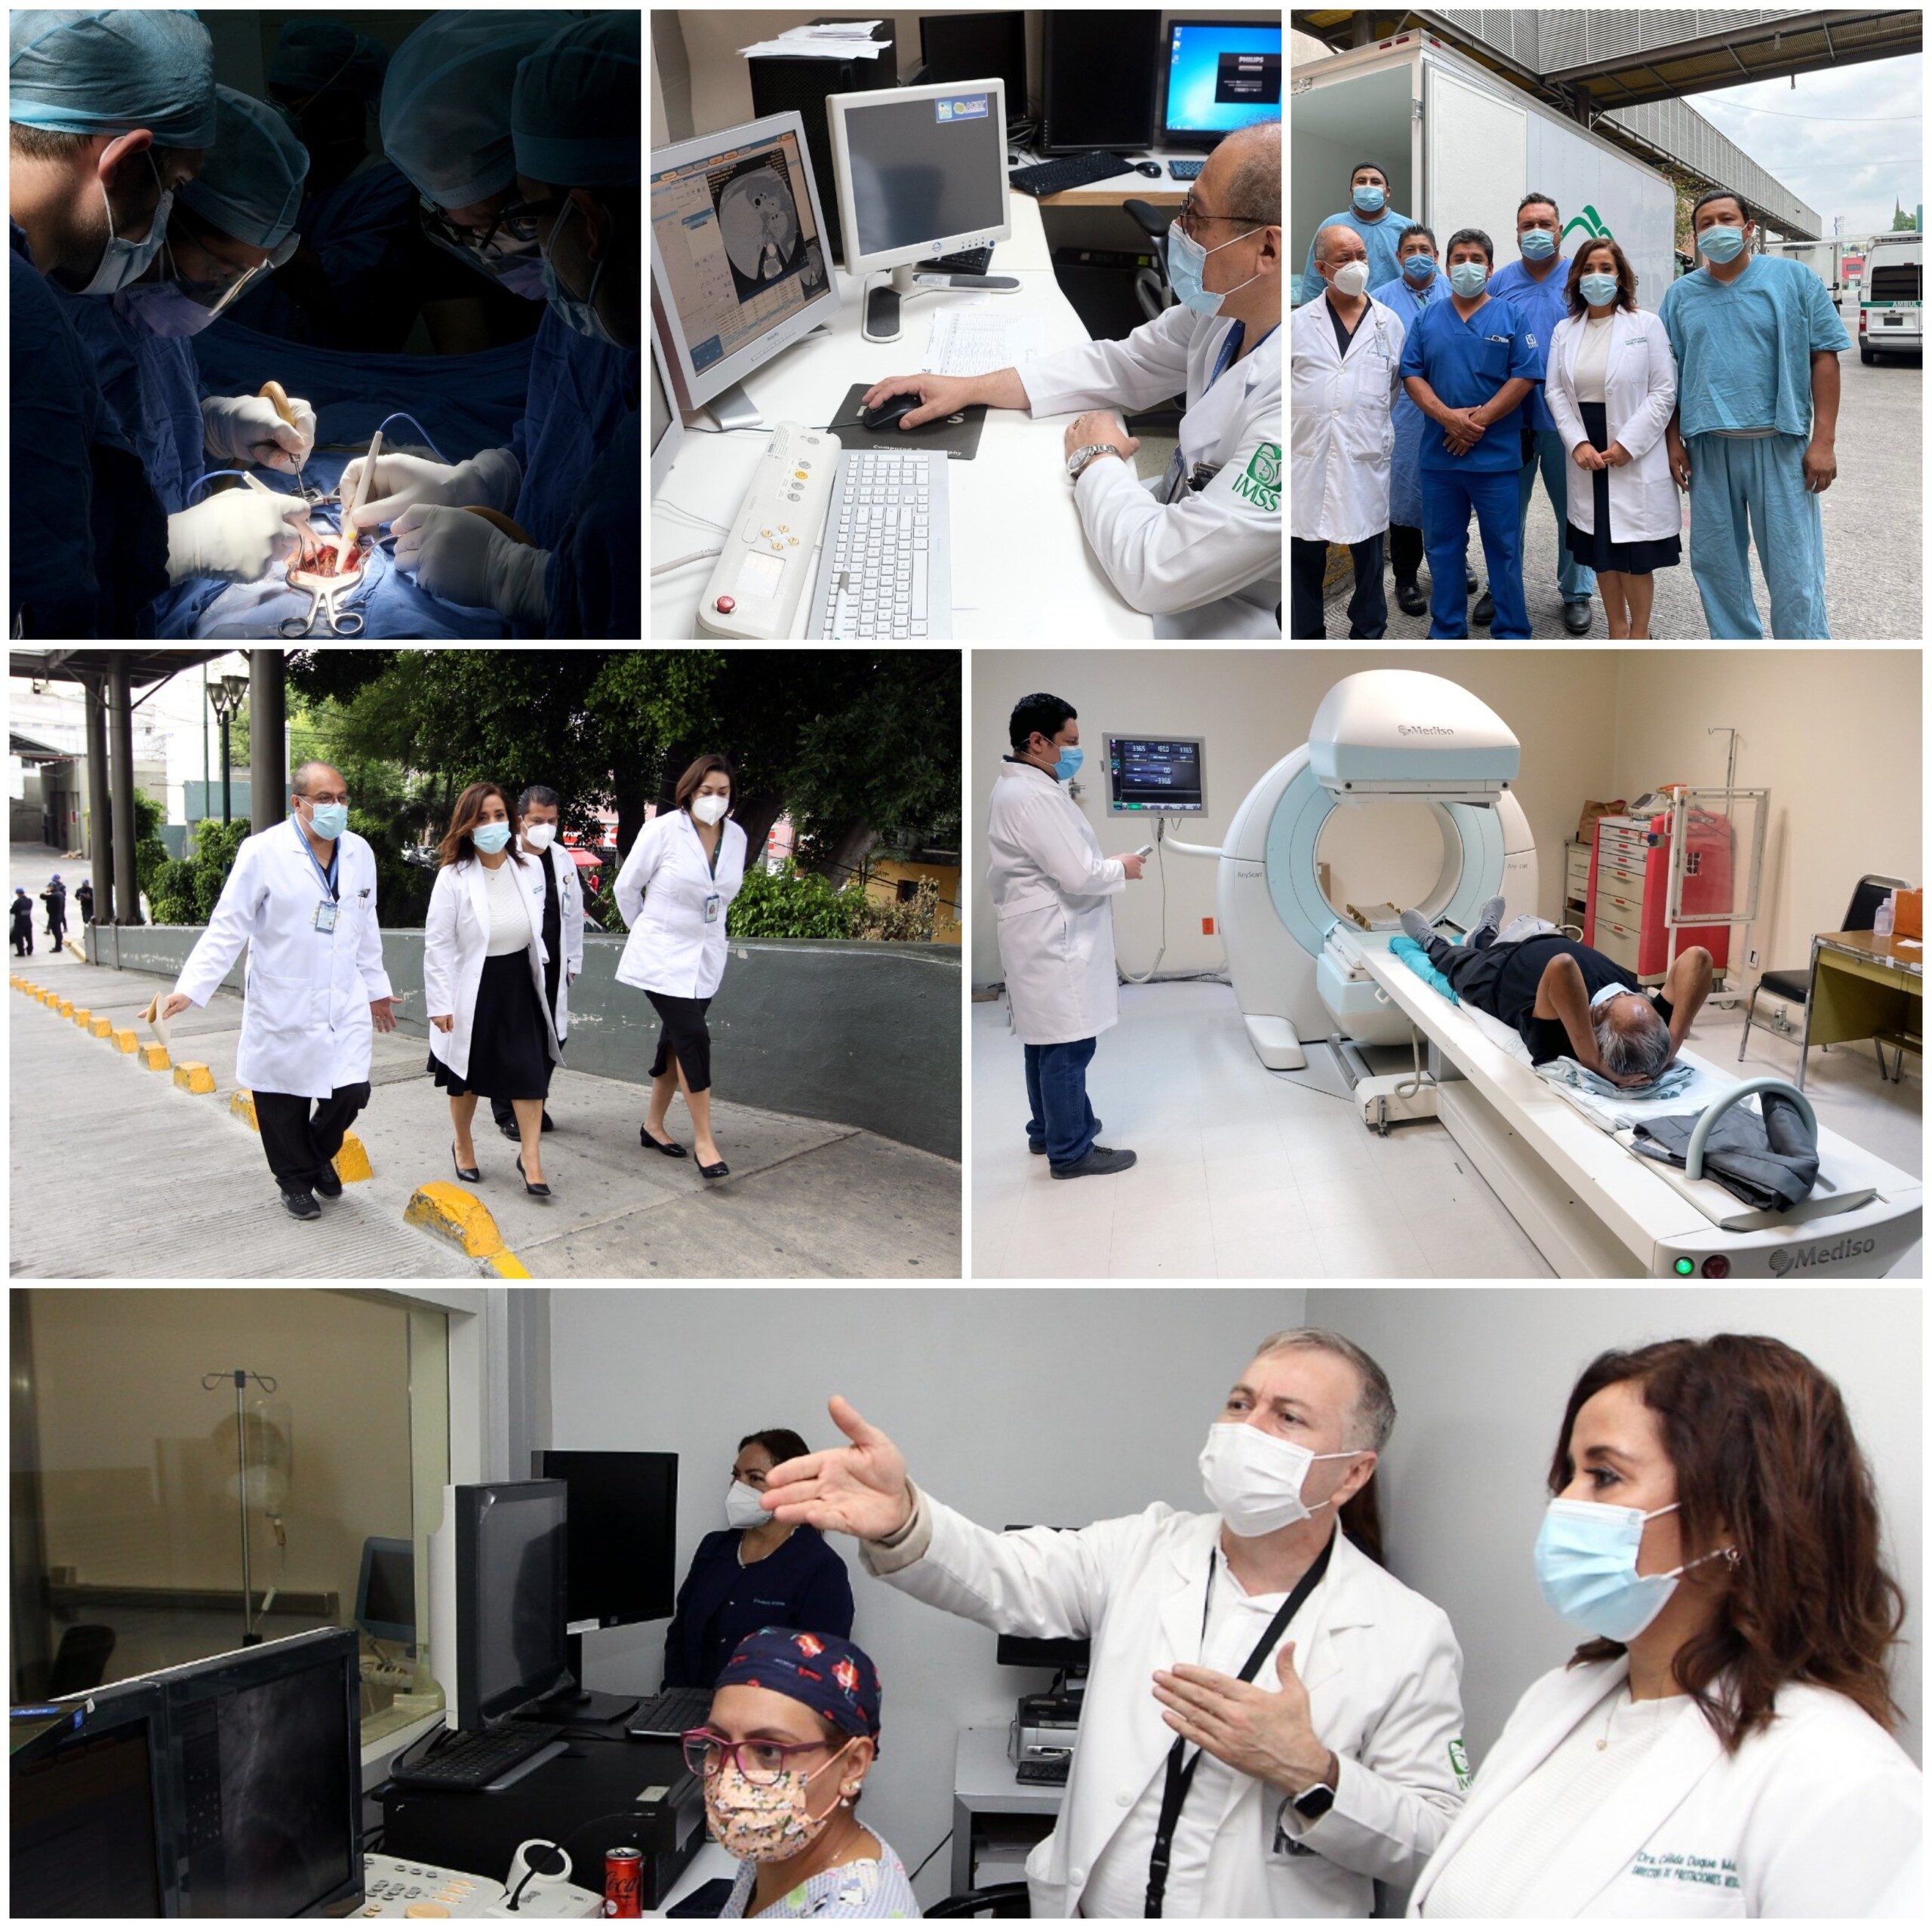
[1300,206,1415,306]
[1367,263,1451,527]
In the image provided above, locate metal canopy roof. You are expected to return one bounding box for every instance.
[11,650,231,690]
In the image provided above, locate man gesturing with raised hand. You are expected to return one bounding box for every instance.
[761,1338,1466,1918]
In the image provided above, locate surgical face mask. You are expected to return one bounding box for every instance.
[78,155,174,297]
[1449,260,1488,297]
[540,198,617,341]
[521,821,558,852]
[301,800,349,841]
[1590,982,1635,1010]
[1329,258,1370,298]
[704,1742,855,1863]
[1199,1422,1358,1538]
[1580,272,1620,307]
[114,278,223,338]
[691,794,729,826]
[472,821,512,854]
[1167,220,1264,318]
[1698,226,1746,264]
[725,1481,767,1532]
[1534,1497,1735,1643]
[1050,743,1082,783]
[1520,228,1557,260]
[1401,254,1435,284]
[1351,184,1385,214]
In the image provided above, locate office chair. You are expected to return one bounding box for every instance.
[1738,873,1914,1072]
[1118,198,1186,442]
[924,1881,1030,1917]
[47,1623,117,1696]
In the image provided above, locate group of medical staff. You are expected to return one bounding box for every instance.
[1291,161,1847,640]
[9,7,640,640]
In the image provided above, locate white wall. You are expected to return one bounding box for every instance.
[546,1286,1306,1908]
[1306,1287,1924,1774]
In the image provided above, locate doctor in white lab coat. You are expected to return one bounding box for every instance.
[614,755,748,1177]
[1411,1333,1922,1918]
[762,1330,1468,1918]
[164,761,395,1220]
[860,125,1281,638]
[987,693,1146,1179]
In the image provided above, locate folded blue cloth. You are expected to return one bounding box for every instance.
[1389,933,1458,1003]
[1537,1056,1696,1102]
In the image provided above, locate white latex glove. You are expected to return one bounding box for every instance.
[167,489,312,584]
[394,503,548,627]
[340,445,521,532]
[202,392,316,472]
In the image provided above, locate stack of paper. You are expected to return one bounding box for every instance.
[739,22,889,60]
[924,310,1049,376]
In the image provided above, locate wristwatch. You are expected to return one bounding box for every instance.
[1066,442,1126,483]
[1291,1773,1338,1821]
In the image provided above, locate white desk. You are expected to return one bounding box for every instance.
[950,1723,1063,1899]
[651,192,1158,640]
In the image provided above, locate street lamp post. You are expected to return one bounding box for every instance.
[208,671,249,825]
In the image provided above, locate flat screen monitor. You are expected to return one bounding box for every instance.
[1106,734,1208,815]
[1163,20,1283,146]
[533,1450,679,1629]
[154,1628,362,1919]
[650,111,838,414]
[920,12,1027,113]
[995,1527,1091,1671]
[450,1480,571,1728]
[827,78,1011,272]
[1041,11,1161,154]
[650,324,684,497]
[355,1536,415,1649]
[13,1681,176,1917]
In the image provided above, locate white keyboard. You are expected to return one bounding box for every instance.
[807,448,952,639]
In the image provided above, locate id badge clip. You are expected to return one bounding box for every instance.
[703,892,721,924]
[315,899,339,933]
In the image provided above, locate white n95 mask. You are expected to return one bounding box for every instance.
[691,795,729,826]
[1199,1422,1358,1538]
[725,1481,768,1532]
[522,823,558,852]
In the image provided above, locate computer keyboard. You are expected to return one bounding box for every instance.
[625,1687,716,1740]
[387,1721,565,1792]
[919,244,993,274]
[808,448,952,639]
[1168,158,1204,180]
[1008,150,1133,197]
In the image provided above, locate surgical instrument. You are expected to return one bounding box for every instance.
[337,426,383,571]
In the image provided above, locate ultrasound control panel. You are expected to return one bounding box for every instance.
[1106,734,1208,815]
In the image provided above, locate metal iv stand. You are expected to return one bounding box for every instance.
[202,1368,278,1646]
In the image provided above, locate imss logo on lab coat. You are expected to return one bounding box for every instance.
[1232,441,1281,511]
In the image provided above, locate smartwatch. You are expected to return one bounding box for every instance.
[1291,1777,1337,1821]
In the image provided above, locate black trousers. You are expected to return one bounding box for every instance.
[12,927,31,955]
[255,1083,371,1193]
[1290,533,1386,638]
[646,991,714,1093]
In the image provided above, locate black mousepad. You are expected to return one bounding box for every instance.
[828,385,986,460]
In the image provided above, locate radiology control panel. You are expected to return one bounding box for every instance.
[1106,734,1208,815]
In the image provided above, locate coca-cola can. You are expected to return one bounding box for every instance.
[604,1845,642,1917]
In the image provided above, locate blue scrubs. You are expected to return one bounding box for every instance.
[511,309,641,552]
[1367,264,1450,530]
[543,411,638,638]
[1400,291,1543,638]
[1659,257,1849,638]
[1490,254,1595,606]
[1300,207,1414,306]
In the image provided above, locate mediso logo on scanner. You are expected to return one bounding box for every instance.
[1768,1235,1878,1275]
[1398,724,1454,735]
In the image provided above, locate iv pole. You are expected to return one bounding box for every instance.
[202,1368,278,1646]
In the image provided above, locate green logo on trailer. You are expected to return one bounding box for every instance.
[1562,204,1613,244]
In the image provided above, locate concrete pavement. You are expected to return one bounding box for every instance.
[10,940,960,1280]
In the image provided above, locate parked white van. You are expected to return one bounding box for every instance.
[1859,232,1922,363]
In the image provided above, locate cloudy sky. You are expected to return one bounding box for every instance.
[1690,52,1921,238]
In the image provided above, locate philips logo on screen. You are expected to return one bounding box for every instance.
[935,94,989,121]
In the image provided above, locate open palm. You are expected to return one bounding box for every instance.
[762,1394,912,1540]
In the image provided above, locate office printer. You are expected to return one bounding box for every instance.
[998,1629,1088,1775]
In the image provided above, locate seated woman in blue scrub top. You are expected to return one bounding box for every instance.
[1398,227,1546,638]
[662,1430,857,1692]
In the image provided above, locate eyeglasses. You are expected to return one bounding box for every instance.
[681,1730,837,1785]
[418,194,558,269]
[1176,198,1268,243]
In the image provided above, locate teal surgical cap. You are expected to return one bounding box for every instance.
[381,10,561,209]
[512,13,641,188]
[9,8,216,147]
[177,86,310,249]
[269,20,389,106]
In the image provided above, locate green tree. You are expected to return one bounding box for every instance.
[131,792,171,921]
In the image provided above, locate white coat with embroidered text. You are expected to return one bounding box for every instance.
[614,810,749,1000]
[1543,307,1681,543]
[422,855,559,1083]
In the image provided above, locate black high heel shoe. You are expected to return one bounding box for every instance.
[515,1155,552,1200]
[697,1154,729,1179]
[452,1141,481,1183]
[640,1123,688,1158]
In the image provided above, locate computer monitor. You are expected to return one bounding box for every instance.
[995,1631,1093,1673]
[13,1681,177,1918]
[1106,734,1209,815]
[650,323,684,497]
[152,1628,363,1918]
[650,110,838,430]
[1041,11,1161,154]
[528,1450,679,1724]
[1162,19,1283,148]
[355,1536,415,1650]
[428,1480,571,1733]
[920,12,1027,115]
[826,75,1010,341]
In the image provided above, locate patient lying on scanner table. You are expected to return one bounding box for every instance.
[1399,896,1715,1090]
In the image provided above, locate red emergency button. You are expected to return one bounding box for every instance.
[715,595,736,613]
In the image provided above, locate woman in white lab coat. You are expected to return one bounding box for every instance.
[1411,1333,1921,1917]
[423,780,560,1198]
[614,755,747,1179]
[1543,239,1681,641]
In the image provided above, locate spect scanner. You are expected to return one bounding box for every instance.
[1166,671,1921,1278]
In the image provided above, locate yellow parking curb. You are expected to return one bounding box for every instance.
[172,1061,217,1095]
[231,1089,260,1130]
[89,1016,112,1038]
[57,999,74,1017]
[485,1251,531,1278]
[71,1007,91,1027]
[140,1044,171,1072]
[405,1181,506,1259]
[334,1132,374,1183]
[111,1026,138,1053]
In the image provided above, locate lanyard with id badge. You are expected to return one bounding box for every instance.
[297,820,341,933]
[1158,319,1278,506]
[702,826,723,925]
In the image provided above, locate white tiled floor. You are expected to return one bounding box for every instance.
[971,981,1922,1281]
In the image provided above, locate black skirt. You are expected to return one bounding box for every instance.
[1564,400,1683,577]
[645,990,714,1093]
[429,950,553,1100]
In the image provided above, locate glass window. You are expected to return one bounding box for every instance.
[11,1289,450,1748]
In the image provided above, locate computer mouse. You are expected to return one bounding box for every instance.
[1134,161,1162,177]
[860,393,937,433]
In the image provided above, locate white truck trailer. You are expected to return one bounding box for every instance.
[1292,28,1678,308]
[1766,237,1841,294]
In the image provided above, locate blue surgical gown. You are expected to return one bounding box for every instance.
[1658,257,1849,437]
[1399,292,1543,472]
[57,289,205,512]
[510,309,641,552]
[543,411,639,638]
[1486,255,1574,432]
[1299,208,1414,307]
[1367,266,1451,526]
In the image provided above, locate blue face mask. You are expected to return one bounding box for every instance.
[1579,272,1620,307]
[1534,1498,1734,1643]
[1520,228,1557,260]
[1448,260,1488,297]
[1351,185,1385,214]
[1698,226,1745,264]
[1051,743,1082,783]
[1166,220,1263,318]
[1401,254,1435,285]
[472,821,512,854]
[115,278,221,338]
[540,198,617,342]
[302,801,348,841]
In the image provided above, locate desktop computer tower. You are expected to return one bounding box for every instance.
[747,18,897,265]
